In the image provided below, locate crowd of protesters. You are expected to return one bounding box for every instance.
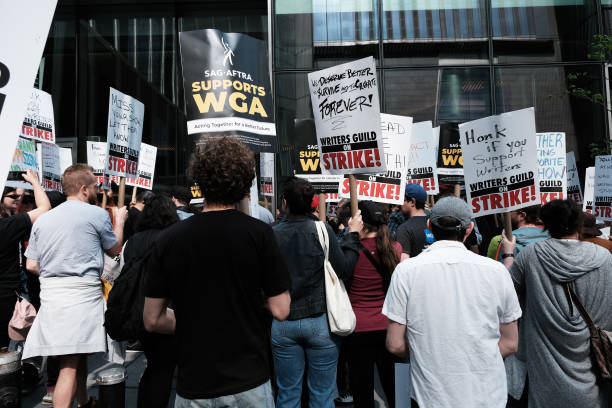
[0,136,611,408]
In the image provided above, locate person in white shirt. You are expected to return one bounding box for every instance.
[383,196,521,408]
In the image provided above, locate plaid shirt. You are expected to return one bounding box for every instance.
[387,210,406,237]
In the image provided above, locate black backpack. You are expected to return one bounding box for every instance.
[104,247,154,341]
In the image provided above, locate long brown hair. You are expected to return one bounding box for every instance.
[359,201,400,288]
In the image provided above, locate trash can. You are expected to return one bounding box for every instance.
[0,350,22,408]
[96,367,126,408]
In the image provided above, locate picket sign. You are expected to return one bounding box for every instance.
[583,167,595,214]
[566,151,583,205]
[20,89,56,144]
[338,113,412,206]
[7,138,38,189]
[105,88,144,207]
[0,1,58,194]
[536,132,566,204]
[459,108,540,238]
[126,143,157,190]
[405,121,439,194]
[40,142,62,192]
[593,155,612,221]
[308,57,385,176]
[260,152,275,197]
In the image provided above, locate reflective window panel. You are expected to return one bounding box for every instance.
[382,0,489,66]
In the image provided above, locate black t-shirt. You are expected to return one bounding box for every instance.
[145,209,291,399]
[0,214,32,297]
[395,215,433,257]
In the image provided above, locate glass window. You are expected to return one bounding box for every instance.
[382,1,489,66]
[491,0,598,63]
[41,10,77,151]
[384,68,491,123]
[495,65,605,169]
[275,0,379,70]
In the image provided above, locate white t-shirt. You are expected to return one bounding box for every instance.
[383,240,521,408]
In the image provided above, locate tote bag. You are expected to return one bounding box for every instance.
[315,221,356,336]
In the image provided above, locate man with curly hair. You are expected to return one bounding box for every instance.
[143,137,291,408]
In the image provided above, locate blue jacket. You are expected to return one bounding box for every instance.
[273,215,361,320]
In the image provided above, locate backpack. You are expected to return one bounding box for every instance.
[104,247,155,341]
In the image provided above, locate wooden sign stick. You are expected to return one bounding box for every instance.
[349,174,358,216]
[101,190,107,208]
[131,186,138,204]
[503,212,513,240]
[118,177,126,208]
[454,184,461,198]
[318,193,326,222]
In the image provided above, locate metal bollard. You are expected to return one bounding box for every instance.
[0,350,21,408]
[96,367,126,408]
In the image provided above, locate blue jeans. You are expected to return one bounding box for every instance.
[271,313,341,408]
[174,381,274,408]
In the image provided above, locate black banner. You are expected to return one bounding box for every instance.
[179,29,276,152]
[293,118,341,195]
[437,122,464,184]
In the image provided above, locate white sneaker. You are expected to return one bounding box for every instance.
[334,392,353,405]
[41,392,53,405]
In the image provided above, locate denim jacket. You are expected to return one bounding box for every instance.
[273,215,361,320]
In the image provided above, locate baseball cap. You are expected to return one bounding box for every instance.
[358,200,386,226]
[430,197,472,230]
[405,184,427,204]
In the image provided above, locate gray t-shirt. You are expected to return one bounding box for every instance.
[25,200,117,278]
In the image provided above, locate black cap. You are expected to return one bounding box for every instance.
[358,200,386,226]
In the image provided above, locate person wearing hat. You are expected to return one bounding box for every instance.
[346,201,402,408]
[394,184,434,260]
[581,212,612,253]
[383,196,521,408]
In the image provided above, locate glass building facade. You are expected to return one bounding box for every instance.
[39,0,611,191]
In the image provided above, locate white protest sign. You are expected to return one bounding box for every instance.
[260,152,274,197]
[7,138,38,189]
[249,174,259,218]
[59,147,72,174]
[459,108,540,217]
[0,0,58,195]
[41,142,62,192]
[405,121,439,194]
[105,88,144,178]
[593,155,612,221]
[126,143,157,190]
[87,141,119,188]
[583,167,595,214]
[536,132,566,204]
[308,57,385,175]
[20,88,56,143]
[338,113,411,205]
[566,151,582,205]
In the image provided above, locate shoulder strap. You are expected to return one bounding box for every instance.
[359,242,391,291]
[564,282,597,337]
[360,246,383,273]
[315,221,329,261]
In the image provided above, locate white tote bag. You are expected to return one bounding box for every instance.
[315,221,356,336]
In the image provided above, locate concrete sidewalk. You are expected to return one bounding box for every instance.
[22,351,176,408]
[21,353,389,407]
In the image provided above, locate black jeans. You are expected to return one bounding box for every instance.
[347,330,398,408]
[0,293,17,349]
[137,332,177,408]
